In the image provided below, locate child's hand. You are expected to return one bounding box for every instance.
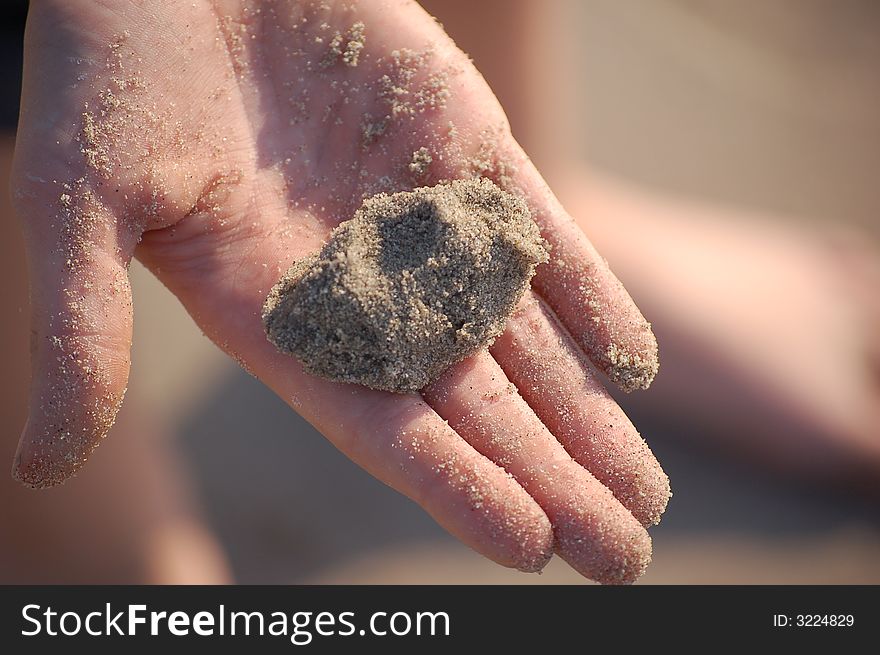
[11,0,668,584]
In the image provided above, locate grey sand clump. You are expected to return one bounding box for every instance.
[262,178,548,392]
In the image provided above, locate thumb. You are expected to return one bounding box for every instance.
[12,183,135,488]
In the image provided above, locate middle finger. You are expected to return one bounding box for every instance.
[423,350,652,584]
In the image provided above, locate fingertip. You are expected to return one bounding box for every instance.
[15,328,130,490]
[11,456,71,490]
[560,514,653,585]
[518,548,554,574]
[639,473,672,528]
[422,455,556,574]
[12,425,86,489]
[598,435,670,529]
[12,376,123,489]
[601,332,660,393]
[489,516,554,574]
[599,528,653,586]
[500,501,555,574]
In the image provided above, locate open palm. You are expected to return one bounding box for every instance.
[12,0,669,584]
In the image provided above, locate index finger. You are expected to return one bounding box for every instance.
[474,135,660,393]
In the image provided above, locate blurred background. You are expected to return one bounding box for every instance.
[1,0,878,583]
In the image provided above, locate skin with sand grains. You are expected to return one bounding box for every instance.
[11,0,667,584]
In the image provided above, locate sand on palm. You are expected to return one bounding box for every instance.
[263,177,548,392]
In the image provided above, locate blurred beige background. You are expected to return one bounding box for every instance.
[571,0,880,232]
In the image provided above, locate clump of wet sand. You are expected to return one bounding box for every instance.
[263,178,548,392]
